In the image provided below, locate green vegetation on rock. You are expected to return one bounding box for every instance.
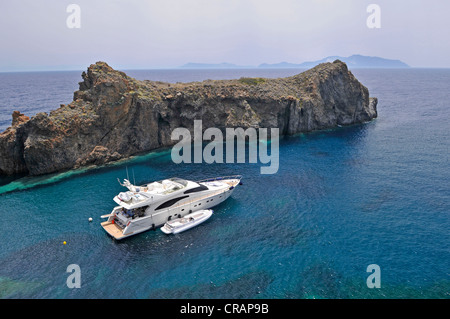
[238,77,267,85]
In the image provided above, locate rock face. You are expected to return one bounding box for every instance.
[0,60,377,176]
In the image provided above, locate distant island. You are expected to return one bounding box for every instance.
[181,54,409,69]
[260,55,410,69]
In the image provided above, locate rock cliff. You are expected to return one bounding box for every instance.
[0,60,377,176]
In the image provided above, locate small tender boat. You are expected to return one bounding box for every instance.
[160,209,213,234]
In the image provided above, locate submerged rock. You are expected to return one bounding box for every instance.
[0,60,377,176]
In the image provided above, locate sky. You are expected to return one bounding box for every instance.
[0,0,449,71]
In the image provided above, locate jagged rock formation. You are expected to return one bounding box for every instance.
[0,60,377,176]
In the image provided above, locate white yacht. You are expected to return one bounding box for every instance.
[160,209,213,235]
[101,175,241,240]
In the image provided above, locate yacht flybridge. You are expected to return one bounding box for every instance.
[101,175,242,240]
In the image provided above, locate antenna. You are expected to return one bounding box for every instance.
[126,166,129,181]
[132,168,136,185]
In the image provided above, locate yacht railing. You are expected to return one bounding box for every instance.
[196,175,242,183]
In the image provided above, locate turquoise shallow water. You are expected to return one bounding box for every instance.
[0,68,448,298]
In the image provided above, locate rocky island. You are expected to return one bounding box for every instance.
[0,60,377,176]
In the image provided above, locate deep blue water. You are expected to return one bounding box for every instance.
[0,68,448,298]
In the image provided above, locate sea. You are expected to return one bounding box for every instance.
[0,67,448,299]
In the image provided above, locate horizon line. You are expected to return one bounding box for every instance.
[3,66,450,73]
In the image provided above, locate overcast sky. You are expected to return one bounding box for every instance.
[0,0,449,71]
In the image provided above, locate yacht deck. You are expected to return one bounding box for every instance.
[101,221,127,240]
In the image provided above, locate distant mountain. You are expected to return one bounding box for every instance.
[180,55,409,69]
[258,55,410,69]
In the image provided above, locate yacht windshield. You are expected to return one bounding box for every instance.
[169,178,188,187]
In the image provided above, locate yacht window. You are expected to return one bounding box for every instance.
[184,184,208,194]
[155,195,189,210]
